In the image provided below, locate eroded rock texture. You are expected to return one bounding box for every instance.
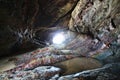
[67,0,120,62]
[0,0,120,80]
[0,0,78,56]
[69,0,120,34]
[62,0,120,79]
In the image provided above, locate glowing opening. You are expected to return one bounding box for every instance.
[52,33,65,44]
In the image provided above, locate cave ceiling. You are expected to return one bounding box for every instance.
[0,0,79,56]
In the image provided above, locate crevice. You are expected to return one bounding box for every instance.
[50,0,80,27]
[111,19,116,28]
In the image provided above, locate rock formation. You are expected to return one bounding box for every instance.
[0,0,120,80]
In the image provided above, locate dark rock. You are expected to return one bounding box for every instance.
[0,0,78,57]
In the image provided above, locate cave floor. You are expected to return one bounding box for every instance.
[0,46,120,80]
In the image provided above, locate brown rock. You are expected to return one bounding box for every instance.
[69,0,120,37]
[54,57,102,75]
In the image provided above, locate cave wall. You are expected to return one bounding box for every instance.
[0,0,120,79]
[0,0,78,56]
[69,0,120,36]
[68,0,120,63]
[0,0,120,57]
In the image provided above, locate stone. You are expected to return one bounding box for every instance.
[58,63,120,80]
[69,0,120,42]
[0,0,120,79]
[0,0,79,56]
[54,57,102,75]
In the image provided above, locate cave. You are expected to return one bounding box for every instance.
[0,0,120,80]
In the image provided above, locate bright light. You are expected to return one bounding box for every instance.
[52,33,65,44]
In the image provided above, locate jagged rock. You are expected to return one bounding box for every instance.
[69,0,120,34]
[0,47,77,72]
[0,66,61,80]
[67,0,120,69]
[0,0,79,56]
[0,0,120,80]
